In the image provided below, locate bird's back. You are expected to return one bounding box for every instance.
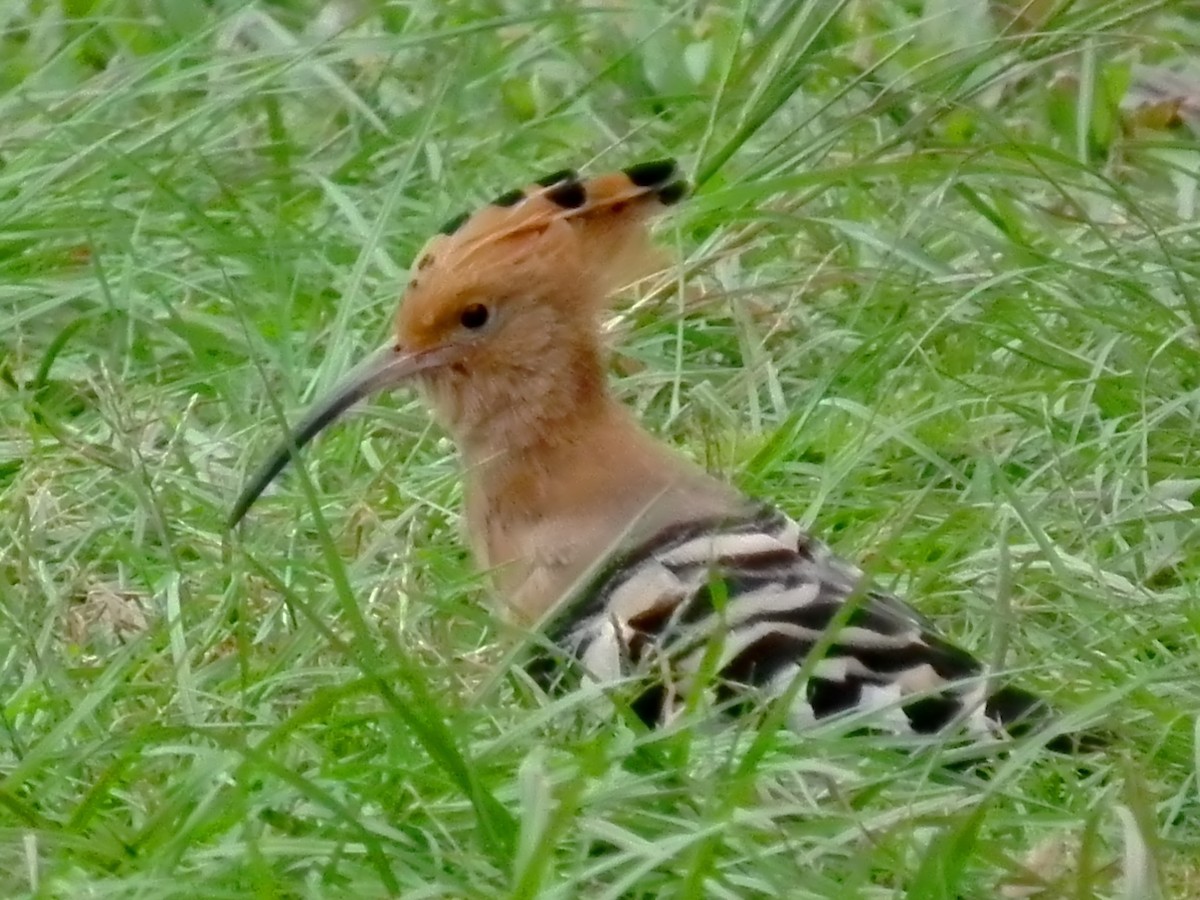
[538,501,1067,748]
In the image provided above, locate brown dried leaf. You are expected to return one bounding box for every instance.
[1122,66,1200,134]
[66,583,150,647]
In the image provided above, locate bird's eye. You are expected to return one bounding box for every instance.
[459,303,490,330]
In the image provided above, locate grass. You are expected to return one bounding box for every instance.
[2,0,1198,896]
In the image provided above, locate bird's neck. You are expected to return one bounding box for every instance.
[462,394,651,503]
[454,391,746,622]
[422,335,746,619]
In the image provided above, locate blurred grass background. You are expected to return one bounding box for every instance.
[1,1,1198,896]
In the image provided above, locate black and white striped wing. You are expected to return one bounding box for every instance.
[543,505,1051,743]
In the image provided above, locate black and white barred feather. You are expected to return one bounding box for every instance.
[535,504,1085,751]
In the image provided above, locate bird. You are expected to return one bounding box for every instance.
[230,159,1094,752]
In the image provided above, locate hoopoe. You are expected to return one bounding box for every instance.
[231,160,1093,751]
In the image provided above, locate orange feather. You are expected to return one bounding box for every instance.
[393,162,741,620]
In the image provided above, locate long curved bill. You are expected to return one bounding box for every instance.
[228,343,451,528]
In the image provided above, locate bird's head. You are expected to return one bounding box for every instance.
[230,159,687,527]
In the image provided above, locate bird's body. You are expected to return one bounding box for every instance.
[540,501,1044,741]
[232,160,1089,750]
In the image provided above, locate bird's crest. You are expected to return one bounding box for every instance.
[407,159,687,303]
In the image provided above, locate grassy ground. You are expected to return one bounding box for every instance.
[2,1,1199,897]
